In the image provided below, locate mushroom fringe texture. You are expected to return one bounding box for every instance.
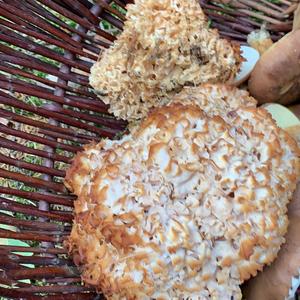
[90,0,242,121]
[65,85,300,300]
[243,183,300,300]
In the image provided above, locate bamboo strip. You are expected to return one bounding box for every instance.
[0,197,71,221]
[0,213,66,231]
[5,266,79,280]
[0,186,75,203]
[0,153,66,178]
[0,136,70,164]
[0,229,64,243]
[0,109,96,144]
[0,245,67,254]
[0,124,81,153]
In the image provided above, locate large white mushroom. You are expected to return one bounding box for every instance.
[65,85,299,300]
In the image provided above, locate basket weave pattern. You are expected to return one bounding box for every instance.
[0,0,298,299]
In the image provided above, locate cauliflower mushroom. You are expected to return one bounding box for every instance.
[65,85,299,300]
[90,0,241,121]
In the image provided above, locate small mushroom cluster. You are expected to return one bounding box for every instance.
[65,85,299,300]
[90,0,241,121]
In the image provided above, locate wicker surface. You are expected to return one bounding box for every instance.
[201,0,299,41]
[0,0,298,299]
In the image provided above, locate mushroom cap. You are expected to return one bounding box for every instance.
[248,29,300,105]
[89,0,241,121]
[65,85,299,300]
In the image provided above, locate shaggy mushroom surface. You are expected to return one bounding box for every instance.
[242,184,300,300]
[65,85,299,300]
[90,0,241,121]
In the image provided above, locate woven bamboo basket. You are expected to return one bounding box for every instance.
[0,0,299,299]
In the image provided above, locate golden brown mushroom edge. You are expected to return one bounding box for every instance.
[242,184,300,300]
